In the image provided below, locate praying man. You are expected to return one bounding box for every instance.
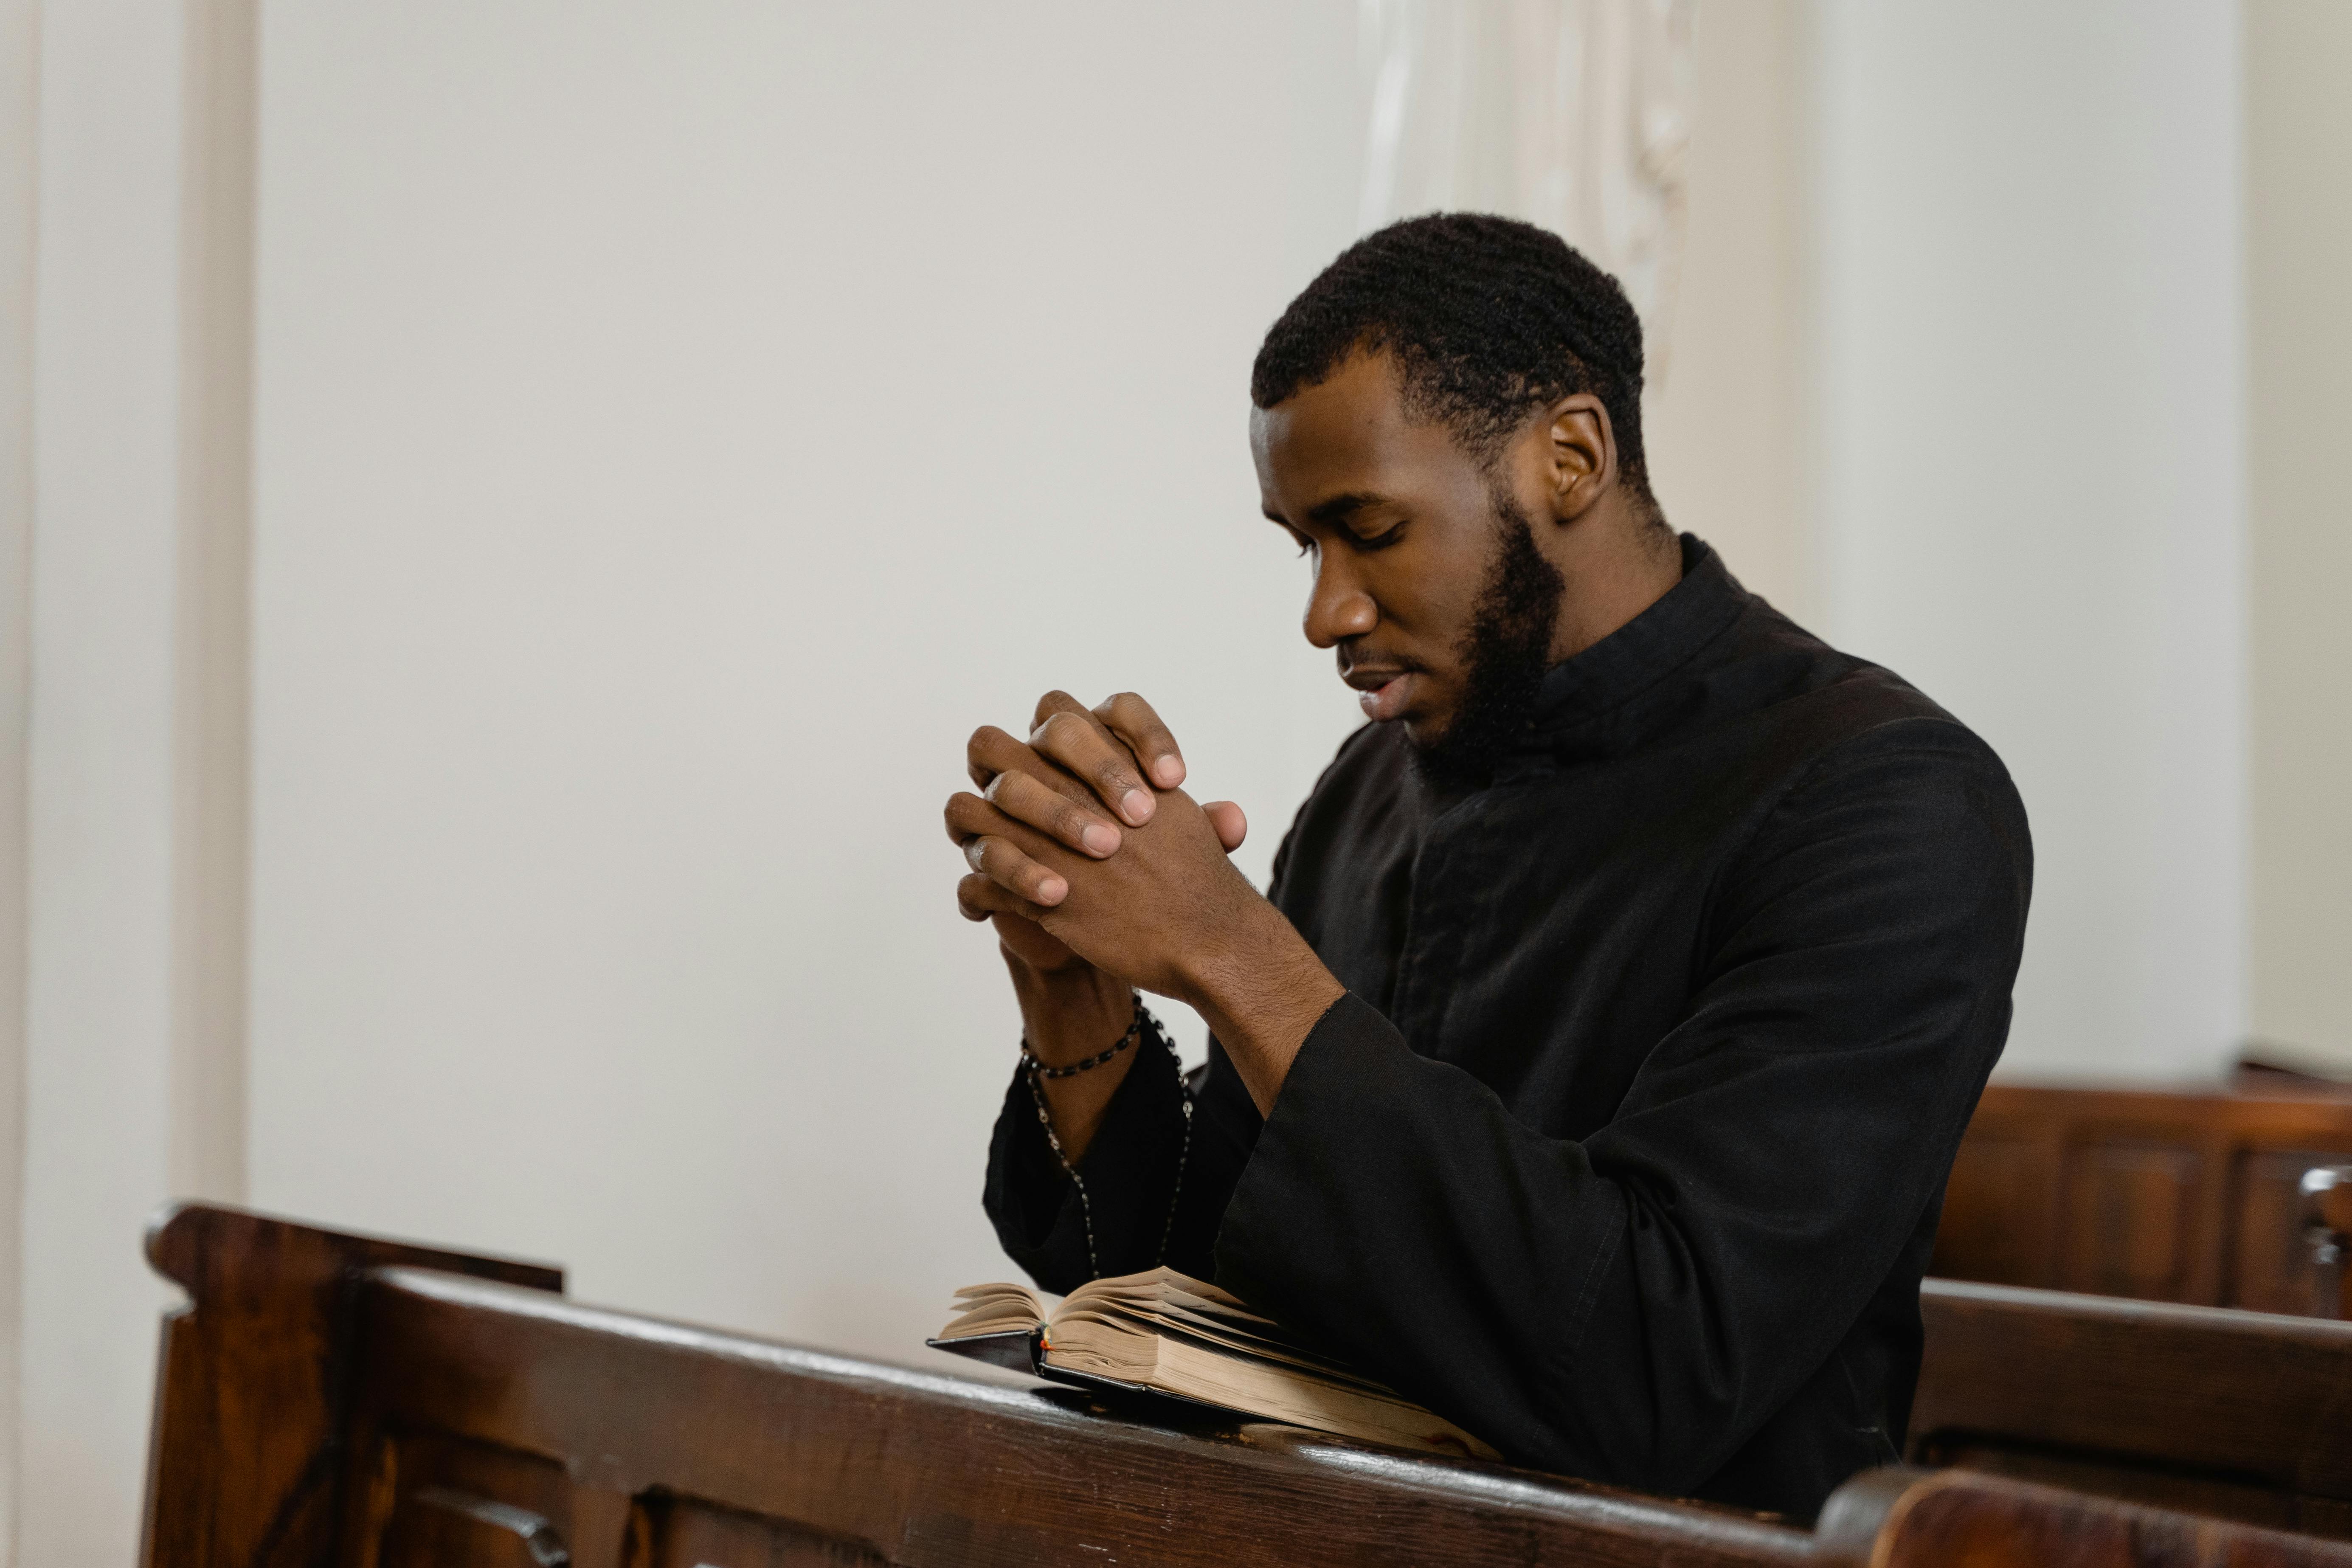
[943,214,2032,1521]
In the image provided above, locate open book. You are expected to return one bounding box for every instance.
[926,1266,1497,1460]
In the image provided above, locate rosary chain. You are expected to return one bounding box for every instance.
[1020,994,1145,1078]
[1024,997,1195,1281]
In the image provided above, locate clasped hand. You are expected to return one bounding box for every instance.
[945,691,1259,1004]
[948,690,1347,1117]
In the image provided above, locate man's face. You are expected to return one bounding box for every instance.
[1252,350,1559,761]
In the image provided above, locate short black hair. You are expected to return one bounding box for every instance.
[1252,214,1651,491]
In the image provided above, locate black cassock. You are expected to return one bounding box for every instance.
[982,536,2032,1520]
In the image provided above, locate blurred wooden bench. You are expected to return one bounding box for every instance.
[1915,1277,2352,1538]
[140,1203,2352,1568]
[1932,1079,2352,1315]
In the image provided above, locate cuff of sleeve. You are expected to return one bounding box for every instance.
[1212,991,1401,1314]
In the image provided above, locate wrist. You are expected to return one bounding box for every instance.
[1173,895,1304,1014]
[1017,979,1148,1168]
[1006,959,1134,1069]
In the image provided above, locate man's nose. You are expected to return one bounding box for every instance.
[1303,556,1378,648]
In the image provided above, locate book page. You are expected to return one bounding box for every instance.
[937,1281,1045,1340]
[957,1268,1496,1460]
[1049,1270,1395,1394]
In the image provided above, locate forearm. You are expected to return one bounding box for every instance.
[1178,898,1347,1118]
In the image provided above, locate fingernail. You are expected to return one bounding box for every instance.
[1154,755,1184,786]
[1082,823,1120,856]
[1121,789,1153,824]
[1038,876,1067,904]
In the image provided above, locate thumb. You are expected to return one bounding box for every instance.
[1204,799,1247,853]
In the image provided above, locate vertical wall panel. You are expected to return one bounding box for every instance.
[2246,0,2352,1079]
[22,0,188,1560]
[170,0,257,1209]
[19,0,258,1561]
[0,0,37,1554]
[1643,0,1812,624]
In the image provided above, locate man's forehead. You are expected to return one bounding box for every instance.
[1252,354,1454,512]
[1260,352,1404,445]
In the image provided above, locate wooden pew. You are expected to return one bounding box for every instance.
[1933,1080,2352,1314]
[142,1203,2352,1568]
[1914,1278,2352,1537]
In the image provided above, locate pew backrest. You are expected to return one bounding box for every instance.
[1915,1276,2352,1538]
[1935,1081,2352,1313]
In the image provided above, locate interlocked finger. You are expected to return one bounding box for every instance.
[965,721,1099,808]
[985,766,1123,857]
[944,791,1070,906]
[956,871,1039,923]
[965,724,1034,792]
[1094,691,1185,789]
[1029,693,1155,826]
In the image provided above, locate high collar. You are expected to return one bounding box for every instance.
[1519,534,1749,747]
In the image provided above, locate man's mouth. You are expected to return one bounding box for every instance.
[1342,665,1419,723]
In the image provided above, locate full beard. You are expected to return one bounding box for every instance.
[1408,494,1567,795]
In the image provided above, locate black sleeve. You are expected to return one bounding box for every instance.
[1209,724,2031,1496]
[982,1012,1264,1293]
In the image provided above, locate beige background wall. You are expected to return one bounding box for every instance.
[2248,0,2352,1078]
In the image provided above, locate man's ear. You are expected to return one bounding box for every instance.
[1543,394,1618,521]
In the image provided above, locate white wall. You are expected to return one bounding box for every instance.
[245,0,1368,1361]
[1810,0,2247,1081]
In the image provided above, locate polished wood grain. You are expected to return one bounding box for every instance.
[140,1202,561,1568]
[339,1264,1819,1568]
[1817,1469,2352,1568]
[142,1203,2352,1568]
[1914,1278,2352,1537]
[1934,1082,2352,1314]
